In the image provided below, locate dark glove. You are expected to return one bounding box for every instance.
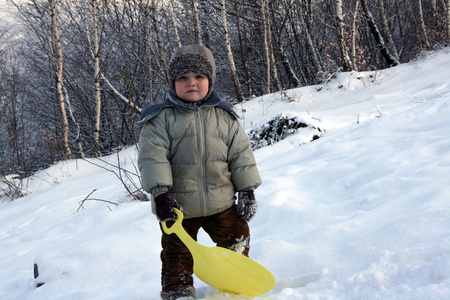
[154,192,182,222]
[236,190,257,222]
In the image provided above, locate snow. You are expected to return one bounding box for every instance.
[1,48,450,299]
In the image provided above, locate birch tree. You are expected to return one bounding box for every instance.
[151,0,169,84]
[297,0,324,74]
[145,1,154,103]
[221,0,244,102]
[351,0,360,70]
[417,0,431,49]
[379,0,399,60]
[50,0,72,158]
[183,0,194,44]
[92,0,101,156]
[336,0,353,71]
[360,0,399,67]
[193,0,203,45]
[169,1,182,47]
[448,0,450,43]
[260,0,271,94]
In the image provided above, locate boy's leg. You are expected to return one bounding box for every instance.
[202,205,251,256]
[159,218,202,300]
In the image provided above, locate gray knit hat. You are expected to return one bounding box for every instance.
[168,45,216,100]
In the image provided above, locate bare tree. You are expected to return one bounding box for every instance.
[92,0,101,156]
[379,0,399,60]
[169,1,182,47]
[193,0,202,45]
[267,2,281,91]
[151,0,169,84]
[145,1,154,104]
[182,0,194,44]
[351,0,360,70]
[297,0,324,74]
[336,0,353,71]
[417,0,431,49]
[360,0,399,67]
[221,0,244,102]
[260,0,271,94]
[50,0,72,158]
[448,0,450,43]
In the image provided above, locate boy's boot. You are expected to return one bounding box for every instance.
[160,286,195,300]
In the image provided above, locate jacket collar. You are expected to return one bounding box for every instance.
[167,90,221,108]
[138,91,240,124]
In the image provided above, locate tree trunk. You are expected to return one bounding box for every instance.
[92,0,101,156]
[221,0,244,102]
[336,0,353,71]
[351,0,360,70]
[266,2,281,91]
[183,0,194,44]
[145,1,154,104]
[361,0,399,67]
[169,1,182,48]
[193,0,202,45]
[277,38,301,87]
[235,2,252,96]
[305,0,323,70]
[298,0,324,73]
[379,0,399,60]
[199,0,210,46]
[417,0,431,49]
[63,86,85,158]
[50,0,72,158]
[448,0,450,43]
[151,0,169,84]
[260,0,271,94]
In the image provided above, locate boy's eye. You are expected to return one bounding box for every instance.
[177,75,187,80]
[196,74,206,79]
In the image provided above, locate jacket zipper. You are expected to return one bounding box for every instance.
[195,107,208,215]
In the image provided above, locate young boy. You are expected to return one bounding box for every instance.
[138,45,261,300]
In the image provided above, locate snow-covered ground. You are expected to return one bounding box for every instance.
[1,48,450,299]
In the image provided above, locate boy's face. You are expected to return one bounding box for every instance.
[174,73,209,102]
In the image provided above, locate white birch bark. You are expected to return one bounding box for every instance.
[361,0,399,66]
[50,0,72,158]
[260,0,271,94]
[265,0,281,91]
[169,1,182,48]
[183,0,194,44]
[351,0,360,70]
[221,0,244,102]
[92,0,101,156]
[447,0,450,43]
[193,0,202,45]
[336,0,353,71]
[145,1,154,104]
[417,0,431,49]
[151,0,169,84]
[379,0,399,60]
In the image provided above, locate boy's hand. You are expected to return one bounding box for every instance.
[154,192,182,222]
[236,191,258,222]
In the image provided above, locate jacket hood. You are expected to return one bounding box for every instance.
[168,45,217,101]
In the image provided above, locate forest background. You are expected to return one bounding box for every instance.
[1,0,449,183]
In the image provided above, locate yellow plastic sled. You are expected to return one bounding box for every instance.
[162,208,276,297]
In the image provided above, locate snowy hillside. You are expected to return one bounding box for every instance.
[1,48,450,299]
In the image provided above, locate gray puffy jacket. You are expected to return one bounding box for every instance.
[138,91,261,219]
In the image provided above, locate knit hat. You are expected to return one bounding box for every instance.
[168,45,216,100]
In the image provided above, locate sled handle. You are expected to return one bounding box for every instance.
[161,208,184,235]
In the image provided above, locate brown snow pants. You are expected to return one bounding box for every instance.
[159,205,250,294]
